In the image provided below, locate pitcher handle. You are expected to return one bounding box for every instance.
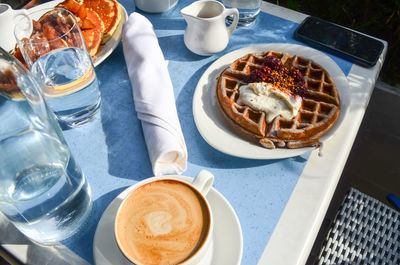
[224,8,239,37]
[13,8,29,19]
[13,9,31,49]
[13,8,29,35]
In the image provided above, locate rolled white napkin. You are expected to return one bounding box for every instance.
[122,12,187,176]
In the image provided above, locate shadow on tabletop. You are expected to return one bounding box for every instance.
[0,211,91,265]
[63,187,128,264]
[158,34,208,62]
[96,43,153,181]
[149,17,186,31]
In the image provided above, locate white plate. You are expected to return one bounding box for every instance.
[19,0,127,67]
[192,43,350,159]
[93,176,243,265]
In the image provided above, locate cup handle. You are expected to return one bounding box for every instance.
[224,8,239,37]
[192,170,214,196]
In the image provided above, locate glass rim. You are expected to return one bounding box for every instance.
[14,7,79,46]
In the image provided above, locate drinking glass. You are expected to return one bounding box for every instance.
[14,8,101,128]
[0,48,92,244]
[222,0,262,26]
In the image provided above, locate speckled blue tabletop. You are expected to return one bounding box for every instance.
[61,0,352,264]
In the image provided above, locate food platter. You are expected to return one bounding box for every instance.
[192,43,350,159]
[12,0,127,67]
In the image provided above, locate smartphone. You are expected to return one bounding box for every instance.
[294,16,384,67]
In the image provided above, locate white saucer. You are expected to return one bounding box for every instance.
[93,176,243,265]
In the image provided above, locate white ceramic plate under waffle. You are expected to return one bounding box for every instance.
[193,43,350,159]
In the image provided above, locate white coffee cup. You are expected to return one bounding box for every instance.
[115,170,214,265]
[0,4,27,52]
[135,0,178,13]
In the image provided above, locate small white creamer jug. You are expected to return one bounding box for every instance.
[0,3,28,52]
[181,0,239,56]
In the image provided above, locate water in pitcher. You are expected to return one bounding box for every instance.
[30,47,100,126]
[0,97,92,243]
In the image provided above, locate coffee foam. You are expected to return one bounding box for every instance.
[116,180,210,265]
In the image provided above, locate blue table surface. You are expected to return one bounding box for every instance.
[61,0,352,264]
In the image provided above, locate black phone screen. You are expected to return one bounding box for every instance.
[295,16,384,66]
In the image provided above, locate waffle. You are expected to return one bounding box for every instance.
[216,51,340,149]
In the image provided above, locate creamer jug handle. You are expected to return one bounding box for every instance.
[223,7,239,37]
[13,8,29,23]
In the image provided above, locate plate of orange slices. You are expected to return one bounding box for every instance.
[12,0,127,67]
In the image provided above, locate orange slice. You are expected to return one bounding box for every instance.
[0,69,24,99]
[57,0,87,18]
[81,28,102,58]
[83,0,121,44]
[57,0,105,58]
[84,9,105,32]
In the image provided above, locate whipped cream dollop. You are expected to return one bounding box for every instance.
[238,82,302,123]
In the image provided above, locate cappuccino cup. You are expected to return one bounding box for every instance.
[115,170,214,265]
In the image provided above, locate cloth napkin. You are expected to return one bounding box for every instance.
[122,12,187,176]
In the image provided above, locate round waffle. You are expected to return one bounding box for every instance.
[216,51,340,149]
